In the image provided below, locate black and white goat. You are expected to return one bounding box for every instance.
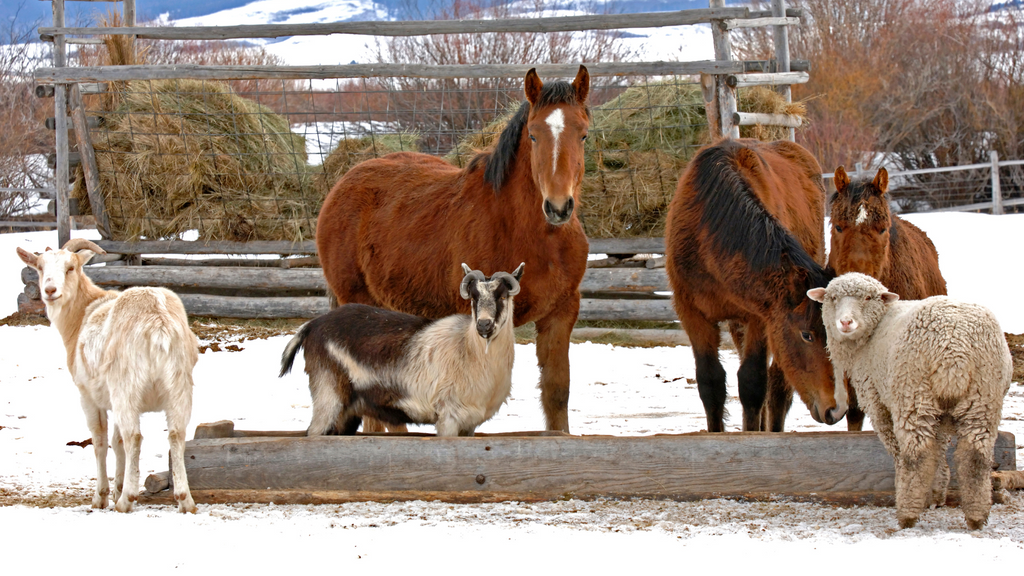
[280,263,524,437]
[17,239,198,513]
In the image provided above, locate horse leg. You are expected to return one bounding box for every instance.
[678,307,727,432]
[764,361,793,432]
[735,320,768,432]
[844,375,866,431]
[535,296,580,433]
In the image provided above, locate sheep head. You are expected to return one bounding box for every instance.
[460,263,525,341]
[807,272,899,344]
[16,239,106,308]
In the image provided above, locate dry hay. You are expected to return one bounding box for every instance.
[737,86,808,141]
[73,78,315,241]
[314,133,421,198]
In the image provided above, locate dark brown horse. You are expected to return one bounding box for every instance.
[316,66,591,432]
[666,138,841,432]
[827,165,947,429]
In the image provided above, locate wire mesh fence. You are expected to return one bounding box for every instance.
[72,74,714,242]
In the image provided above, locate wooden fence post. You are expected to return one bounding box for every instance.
[991,150,1003,215]
[51,0,71,248]
[69,84,111,238]
[710,0,738,139]
[771,0,794,142]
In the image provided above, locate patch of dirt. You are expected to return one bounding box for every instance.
[0,486,92,508]
[1007,333,1024,384]
[0,311,49,327]
[190,316,305,353]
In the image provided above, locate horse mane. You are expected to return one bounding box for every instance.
[472,81,588,194]
[691,140,830,288]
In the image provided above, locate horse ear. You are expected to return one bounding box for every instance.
[872,168,889,195]
[833,166,850,194]
[524,68,542,106]
[572,65,590,104]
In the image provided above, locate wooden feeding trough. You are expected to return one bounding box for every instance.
[140,421,1017,506]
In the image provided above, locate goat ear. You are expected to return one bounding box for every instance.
[512,262,525,282]
[806,287,827,303]
[16,247,39,269]
[881,291,899,304]
[75,250,97,266]
[833,166,850,194]
[872,167,889,195]
[524,68,542,106]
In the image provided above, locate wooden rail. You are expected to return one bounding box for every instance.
[39,8,749,41]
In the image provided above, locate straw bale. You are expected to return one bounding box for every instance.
[314,133,421,197]
[73,79,315,241]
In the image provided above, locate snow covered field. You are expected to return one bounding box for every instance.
[1,212,1023,569]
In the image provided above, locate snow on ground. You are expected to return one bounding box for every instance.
[1,212,1023,568]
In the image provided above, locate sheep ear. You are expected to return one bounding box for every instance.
[881,291,899,304]
[807,287,827,303]
[833,166,850,194]
[872,168,889,195]
[16,247,39,269]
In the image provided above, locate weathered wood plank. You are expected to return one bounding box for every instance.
[578,299,676,321]
[178,431,1016,501]
[34,61,747,83]
[96,238,666,256]
[69,83,111,239]
[39,9,750,41]
[734,111,803,128]
[726,72,808,88]
[724,16,800,30]
[580,267,669,295]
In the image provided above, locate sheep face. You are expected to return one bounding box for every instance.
[807,272,899,343]
[16,241,103,308]
[460,263,524,341]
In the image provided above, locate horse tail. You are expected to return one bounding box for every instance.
[688,140,829,287]
[279,322,312,378]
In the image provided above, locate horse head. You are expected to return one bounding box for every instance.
[768,263,845,426]
[829,166,893,279]
[523,65,590,226]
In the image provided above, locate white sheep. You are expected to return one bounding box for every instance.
[17,239,198,513]
[808,272,1012,529]
[280,263,524,437]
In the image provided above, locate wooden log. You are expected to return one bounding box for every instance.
[96,240,318,255]
[140,256,319,268]
[645,256,667,269]
[69,83,111,239]
[144,471,170,493]
[726,72,808,88]
[578,299,676,322]
[21,266,38,285]
[177,431,1016,501]
[588,237,665,255]
[35,61,749,83]
[733,112,803,128]
[724,16,800,30]
[38,9,750,41]
[579,268,669,295]
[179,294,329,319]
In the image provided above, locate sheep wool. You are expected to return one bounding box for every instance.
[808,272,1012,530]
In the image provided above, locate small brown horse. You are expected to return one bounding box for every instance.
[316,66,591,433]
[828,165,947,430]
[666,138,840,432]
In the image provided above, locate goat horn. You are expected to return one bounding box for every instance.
[62,238,107,255]
[460,264,486,300]
[492,268,524,297]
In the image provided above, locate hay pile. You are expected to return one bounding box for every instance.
[74,78,314,241]
[737,85,808,141]
[314,133,421,197]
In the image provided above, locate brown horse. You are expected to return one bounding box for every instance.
[827,165,947,430]
[316,66,591,433]
[666,138,841,432]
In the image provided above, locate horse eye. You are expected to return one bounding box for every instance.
[801,331,814,343]
[529,134,536,143]
[879,227,887,234]
[834,225,843,233]
[581,134,588,142]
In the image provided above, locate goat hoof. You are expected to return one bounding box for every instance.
[114,497,134,513]
[175,491,197,514]
[897,516,919,529]
[91,495,108,509]
[966,516,988,531]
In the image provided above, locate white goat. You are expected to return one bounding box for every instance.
[280,263,524,437]
[17,239,198,513]
[808,272,1012,530]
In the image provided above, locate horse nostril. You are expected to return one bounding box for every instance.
[543,197,574,224]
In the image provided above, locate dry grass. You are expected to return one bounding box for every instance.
[73,79,315,241]
[314,133,421,198]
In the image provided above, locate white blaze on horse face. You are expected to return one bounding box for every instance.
[855,204,868,225]
[545,108,565,175]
